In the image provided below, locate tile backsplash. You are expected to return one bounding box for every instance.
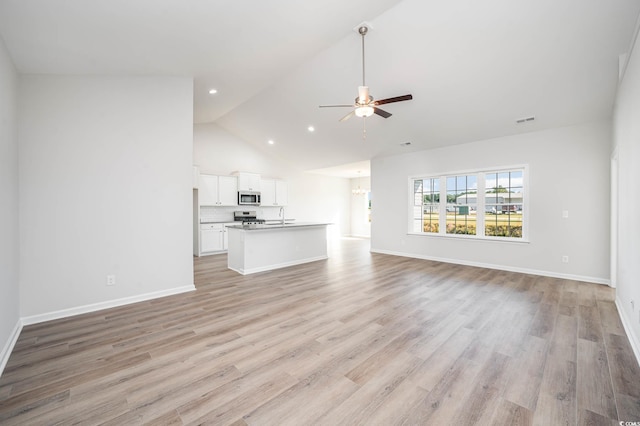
[199,206,286,223]
[199,206,234,223]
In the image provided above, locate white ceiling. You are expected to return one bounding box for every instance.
[1,0,639,177]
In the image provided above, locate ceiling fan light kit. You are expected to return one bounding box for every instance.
[355,105,374,118]
[319,23,413,137]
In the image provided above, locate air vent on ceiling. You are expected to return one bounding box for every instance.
[516,116,535,124]
[400,141,412,146]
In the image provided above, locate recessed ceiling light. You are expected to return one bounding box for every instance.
[208,89,218,95]
[268,139,275,145]
[308,126,315,132]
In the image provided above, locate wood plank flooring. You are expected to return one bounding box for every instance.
[1,238,640,425]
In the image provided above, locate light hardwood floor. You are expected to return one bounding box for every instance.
[1,238,639,425]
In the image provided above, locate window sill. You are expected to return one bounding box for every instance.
[407,231,530,244]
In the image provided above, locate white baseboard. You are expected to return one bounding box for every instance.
[370,248,610,286]
[21,285,196,326]
[615,298,640,367]
[0,319,23,377]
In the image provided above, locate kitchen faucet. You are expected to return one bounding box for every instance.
[279,206,285,225]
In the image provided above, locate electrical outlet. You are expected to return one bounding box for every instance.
[107,275,116,286]
[562,210,569,219]
[562,255,569,263]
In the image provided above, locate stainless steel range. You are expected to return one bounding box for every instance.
[233,211,265,225]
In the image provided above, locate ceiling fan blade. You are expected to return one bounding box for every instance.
[319,104,354,108]
[373,94,413,106]
[373,107,392,118]
[339,110,356,122]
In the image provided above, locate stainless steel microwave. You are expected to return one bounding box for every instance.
[238,191,261,206]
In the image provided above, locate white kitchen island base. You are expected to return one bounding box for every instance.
[227,223,329,275]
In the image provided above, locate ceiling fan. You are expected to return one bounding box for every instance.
[319,24,413,129]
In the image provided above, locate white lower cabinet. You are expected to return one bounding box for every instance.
[199,223,237,255]
[200,224,224,253]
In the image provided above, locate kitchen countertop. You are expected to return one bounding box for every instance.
[200,218,296,224]
[200,221,237,224]
[226,222,330,230]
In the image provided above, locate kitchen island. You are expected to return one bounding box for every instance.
[226,222,330,275]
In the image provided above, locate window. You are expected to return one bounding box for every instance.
[446,175,477,235]
[413,178,439,233]
[484,170,523,237]
[410,167,526,240]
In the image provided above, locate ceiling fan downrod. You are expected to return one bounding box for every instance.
[359,25,368,87]
[360,25,370,140]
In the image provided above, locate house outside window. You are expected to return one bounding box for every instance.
[410,166,527,241]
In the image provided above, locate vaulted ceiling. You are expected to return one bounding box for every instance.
[1,0,639,176]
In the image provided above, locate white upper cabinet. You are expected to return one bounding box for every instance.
[218,176,238,205]
[261,179,275,206]
[275,180,288,206]
[199,174,218,205]
[261,178,288,206]
[236,172,261,192]
[199,174,238,206]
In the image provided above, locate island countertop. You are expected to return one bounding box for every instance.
[226,222,331,231]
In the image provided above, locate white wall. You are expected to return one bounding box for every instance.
[193,123,351,237]
[350,176,371,238]
[613,25,640,359]
[18,76,194,319]
[0,36,20,372]
[371,121,611,283]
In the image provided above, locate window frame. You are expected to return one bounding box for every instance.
[408,165,529,242]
